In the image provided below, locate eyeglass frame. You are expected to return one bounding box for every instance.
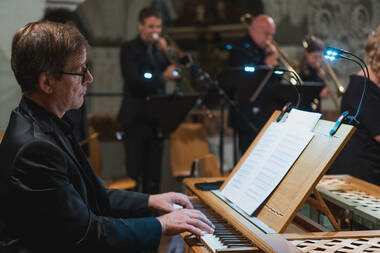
[61,65,89,83]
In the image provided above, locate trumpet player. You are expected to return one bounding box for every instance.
[228,14,282,154]
[118,7,181,194]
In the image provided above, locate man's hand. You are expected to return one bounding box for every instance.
[148,192,193,213]
[156,209,215,236]
[319,86,331,99]
[264,52,278,67]
[156,37,169,52]
[163,65,182,80]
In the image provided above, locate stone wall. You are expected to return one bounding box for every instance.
[264,0,380,110]
[0,0,45,130]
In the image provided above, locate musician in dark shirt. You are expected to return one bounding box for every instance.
[0,21,213,252]
[297,35,330,112]
[118,7,181,194]
[329,27,380,186]
[227,14,281,154]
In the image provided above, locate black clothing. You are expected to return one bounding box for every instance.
[0,97,162,252]
[65,101,89,156]
[118,36,170,194]
[298,65,325,112]
[228,35,267,68]
[299,65,323,83]
[329,75,380,185]
[226,35,282,154]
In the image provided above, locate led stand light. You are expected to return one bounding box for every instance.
[143,72,152,79]
[322,46,369,134]
[244,66,255,72]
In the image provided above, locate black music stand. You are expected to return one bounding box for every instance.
[218,66,278,101]
[276,81,325,112]
[143,93,201,137]
[217,67,283,166]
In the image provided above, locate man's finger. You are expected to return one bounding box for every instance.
[187,218,214,234]
[186,209,214,228]
[182,224,204,237]
[174,195,193,209]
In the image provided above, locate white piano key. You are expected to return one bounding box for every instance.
[173,203,183,209]
[200,233,228,253]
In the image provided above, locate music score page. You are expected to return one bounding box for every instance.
[221,109,320,215]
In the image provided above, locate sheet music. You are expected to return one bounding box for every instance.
[221,120,314,215]
[285,109,322,131]
[221,123,282,203]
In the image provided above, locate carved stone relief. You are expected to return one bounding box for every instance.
[308,0,380,84]
[264,0,380,87]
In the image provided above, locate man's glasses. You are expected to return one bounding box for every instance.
[61,66,89,83]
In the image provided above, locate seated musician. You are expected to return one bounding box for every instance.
[329,26,380,186]
[297,35,330,112]
[0,21,214,252]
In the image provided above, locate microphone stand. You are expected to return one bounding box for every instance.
[196,70,259,175]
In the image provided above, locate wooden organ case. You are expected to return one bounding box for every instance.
[181,111,380,252]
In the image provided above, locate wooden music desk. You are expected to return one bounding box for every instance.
[180,111,380,252]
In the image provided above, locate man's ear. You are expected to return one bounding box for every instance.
[138,22,143,33]
[37,72,53,94]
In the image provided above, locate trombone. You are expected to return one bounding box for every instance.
[314,61,345,110]
[265,40,301,82]
[154,32,195,93]
[302,36,345,110]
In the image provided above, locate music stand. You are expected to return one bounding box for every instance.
[143,93,201,137]
[217,66,283,166]
[276,81,325,111]
[218,66,281,102]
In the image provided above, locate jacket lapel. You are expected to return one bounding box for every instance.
[53,132,83,171]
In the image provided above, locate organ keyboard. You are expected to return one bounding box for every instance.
[193,199,259,252]
[180,111,374,252]
[183,178,380,253]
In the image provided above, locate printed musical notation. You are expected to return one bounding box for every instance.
[221,109,321,215]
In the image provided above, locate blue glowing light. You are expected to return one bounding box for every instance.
[172,70,179,76]
[324,49,339,61]
[225,44,232,50]
[244,66,255,72]
[244,43,250,48]
[274,70,284,75]
[144,72,153,79]
[324,55,336,61]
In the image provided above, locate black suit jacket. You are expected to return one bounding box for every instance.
[0,97,161,252]
[226,35,282,134]
[117,36,169,130]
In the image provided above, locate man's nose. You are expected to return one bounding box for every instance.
[84,70,94,85]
